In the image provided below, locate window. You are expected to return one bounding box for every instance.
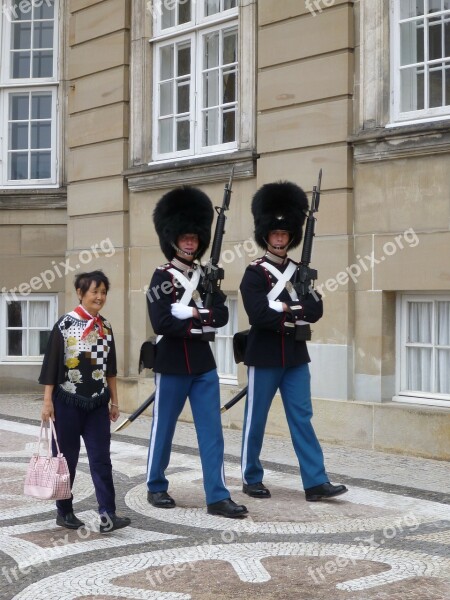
[391,0,450,123]
[211,295,237,383]
[396,294,450,406]
[0,295,57,361]
[0,0,59,187]
[152,0,239,160]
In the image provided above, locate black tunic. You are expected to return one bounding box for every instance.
[147,259,228,375]
[240,255,323,368]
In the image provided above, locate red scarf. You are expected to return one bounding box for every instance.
[74,305,106,340]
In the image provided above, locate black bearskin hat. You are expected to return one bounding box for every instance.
[153,186,214,260]
[251,181,309,249]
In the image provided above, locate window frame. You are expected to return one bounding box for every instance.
[0,294,58,364]
[196,21,239,155]
[1,87,58,185]
[390,0,450,125]
[0,0,60,188]
[152,31,195,160]
[151,0,240,162]
[395,292,450,407]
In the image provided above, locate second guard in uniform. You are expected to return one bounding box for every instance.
[146,186,248,519]
[239,181,348,502]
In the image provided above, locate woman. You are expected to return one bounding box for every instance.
[39,270,131,533]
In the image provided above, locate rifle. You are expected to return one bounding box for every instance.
[115,383,247,430]
[202,167,234,309]
[220,386,247,414]
[292,169,322,342]
[114,391,155,432]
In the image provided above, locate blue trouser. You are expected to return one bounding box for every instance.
[241,364,328,490]
[52,397,116,516]
[146,369,229,505]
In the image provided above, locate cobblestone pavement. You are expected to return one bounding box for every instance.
[0,394,449,600]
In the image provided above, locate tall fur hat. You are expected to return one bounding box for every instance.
[251,181,309,249]
[153,186,214,260]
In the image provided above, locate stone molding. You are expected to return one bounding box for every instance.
[124,150,257,191]
[350,122,450,162]
[0,189,67,210]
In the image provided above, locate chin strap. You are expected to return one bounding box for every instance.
[264,236,293,253]
[268,244,287,252]
[171,242,198,259]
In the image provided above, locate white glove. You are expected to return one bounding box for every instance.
[171,303,194,320]
[268,300,284,313]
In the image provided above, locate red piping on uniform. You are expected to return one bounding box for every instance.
[183,339,191,374]
[281,315,286,367]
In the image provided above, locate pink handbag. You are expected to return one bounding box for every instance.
[24,420,71,500]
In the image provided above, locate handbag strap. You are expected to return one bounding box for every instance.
[38,420,62,458]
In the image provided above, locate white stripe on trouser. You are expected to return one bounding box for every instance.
[146,372,160,482]
[241,366,255,484]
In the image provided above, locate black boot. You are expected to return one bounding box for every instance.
[243,482,271,498]
[56,512,85,530]
[147,491,176,508]
[207,498,248,518]
[99,513,131,533]
[305,482,348,502]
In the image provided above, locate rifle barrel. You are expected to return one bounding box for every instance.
[220,386,248,413]
[113,391,155,433]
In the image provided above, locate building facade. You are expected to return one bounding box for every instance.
[0,0,449,458]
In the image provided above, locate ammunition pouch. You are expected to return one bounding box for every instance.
[200,329,216,342]
[295,324,312,341]
[139,337,157,372]
[233,330,249,364]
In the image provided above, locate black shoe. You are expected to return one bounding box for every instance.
[243,482,271,498]
[99,513,131,533]
[56,512,85,530]
[305,482,348,502]
[147,491,176,508]
[207,498,248,519]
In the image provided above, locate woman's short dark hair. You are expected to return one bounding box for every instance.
[74,271,110,297]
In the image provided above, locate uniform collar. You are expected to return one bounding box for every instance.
[171,256,198,273]
[264,250,288,266]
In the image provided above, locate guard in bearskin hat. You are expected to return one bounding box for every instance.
[239,181,347,502]
[146,186,248,519]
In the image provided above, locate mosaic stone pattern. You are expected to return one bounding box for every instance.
[0,395,449,600]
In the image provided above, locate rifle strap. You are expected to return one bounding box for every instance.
[167,267,203,307]
[261,261,298,301]
[166,267,215,339]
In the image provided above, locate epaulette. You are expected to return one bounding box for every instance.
[157,263,171,271]
[249,257,264,266]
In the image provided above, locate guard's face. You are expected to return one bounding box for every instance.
[177,233,199,257]
[268,230,290,253]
